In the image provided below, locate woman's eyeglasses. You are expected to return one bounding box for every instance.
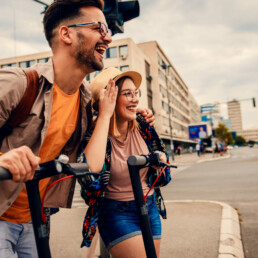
[119,90,141,101]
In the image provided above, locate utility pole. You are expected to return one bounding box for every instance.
[162,64,174,161]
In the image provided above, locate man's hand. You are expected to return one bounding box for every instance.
[152,151,166,170]
[0,146,41,183]
[137,107,155,126]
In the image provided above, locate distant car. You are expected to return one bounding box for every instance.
[248,144,254,148]
[227,145,233,150]
[205,147,213,153]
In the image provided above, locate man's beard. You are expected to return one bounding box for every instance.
[76,32,103,71]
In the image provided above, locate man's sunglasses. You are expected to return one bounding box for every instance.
[67,21,111,37]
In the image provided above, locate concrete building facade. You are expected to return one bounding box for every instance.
[189,93,201,125]
[227,100,243,133]
[238,129,258,142]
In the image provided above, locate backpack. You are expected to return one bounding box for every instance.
[0,69,39,143]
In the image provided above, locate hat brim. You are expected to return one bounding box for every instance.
[113,71,142,89]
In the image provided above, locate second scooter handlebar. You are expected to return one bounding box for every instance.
[127,152,177,168]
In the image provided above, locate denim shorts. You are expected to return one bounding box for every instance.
[98,195,161,251]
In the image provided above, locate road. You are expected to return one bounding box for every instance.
[162,146,258,258]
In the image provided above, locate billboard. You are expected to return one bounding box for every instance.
[188,124,208,139]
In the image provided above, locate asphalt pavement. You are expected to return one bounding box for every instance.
[49,151,244,258]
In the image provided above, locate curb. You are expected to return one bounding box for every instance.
[196,153,231,164]
[165,200,244,258]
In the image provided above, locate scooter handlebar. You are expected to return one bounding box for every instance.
[127,152,177,168]
[0,160,97,181]
[0,167,12,180]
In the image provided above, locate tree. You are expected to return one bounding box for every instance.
[215,123,234,145]
[235,135,246,146]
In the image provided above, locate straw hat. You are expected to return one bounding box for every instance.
[91,67,142,102]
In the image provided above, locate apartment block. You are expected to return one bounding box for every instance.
[239,129,258,142]
[189,93,201,124]
[227,100,243,133]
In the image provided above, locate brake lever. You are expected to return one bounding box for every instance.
[159,161,178,169]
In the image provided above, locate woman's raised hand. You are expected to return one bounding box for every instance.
[98,79,118,119]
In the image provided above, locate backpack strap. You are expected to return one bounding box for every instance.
[7,69,39,127]
[0,69,39,141]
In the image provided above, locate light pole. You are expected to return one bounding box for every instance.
[162,64,174,161]
[32,0,48,14]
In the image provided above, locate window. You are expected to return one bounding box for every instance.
[162,116,170,126]
[38,58,49,63]
[159,85,167,98]
[158,69,166,82]
[19,60,36,68]
[1,63,16,68]
[85,74,90,81]
[120,66,129,72]
[168,69,174,79]
[148,95,153,111]
[162,101,169,113]
[145,61,150,76]
[93,71,100,78]
[104,47,117,58]
[119,45,128,57]
[157,54,162,65]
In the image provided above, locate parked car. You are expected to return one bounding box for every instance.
[205,147,213,153]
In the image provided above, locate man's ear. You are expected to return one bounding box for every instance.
[59,26,72,45]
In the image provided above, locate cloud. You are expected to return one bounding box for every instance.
[0,0,257,129]
[114,0,258,129]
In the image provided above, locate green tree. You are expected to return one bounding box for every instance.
[215,123,233,145]
[235,135,246,146]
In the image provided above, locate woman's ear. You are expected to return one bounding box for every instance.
[59,26,72,45]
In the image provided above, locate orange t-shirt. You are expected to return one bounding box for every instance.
[0,83,80,223]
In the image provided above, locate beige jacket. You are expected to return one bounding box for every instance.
[0,59,91,216]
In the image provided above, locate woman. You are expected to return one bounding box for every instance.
[78,67,171,257]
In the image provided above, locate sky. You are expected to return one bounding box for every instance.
[0,0,257,130]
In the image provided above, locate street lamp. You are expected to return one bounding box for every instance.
[32,0,48,14]
[162,64,174,161]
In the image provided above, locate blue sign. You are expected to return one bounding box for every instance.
[201,115,211,122]
[200,104,218,113]
[189,125,208,139]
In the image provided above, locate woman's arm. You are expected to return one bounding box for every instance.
[84,79,118,172]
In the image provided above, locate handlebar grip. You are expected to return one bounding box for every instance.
[127,155,148,166]
[0,167,12,180]
[69,163,90,172]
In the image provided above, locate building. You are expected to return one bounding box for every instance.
[227,100,243,133]
[0,51,51,68]
[0,38,201,151]
[221,119,232,131]
[200,103,222,129]
[238,129,258,142]
[136,41,196,150]
[189,92,201,125]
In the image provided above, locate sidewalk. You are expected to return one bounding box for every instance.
[170,151,230,167]
[49,151,244,258]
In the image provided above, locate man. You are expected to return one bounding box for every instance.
[198,126,207,139]
[0,1,154,257]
